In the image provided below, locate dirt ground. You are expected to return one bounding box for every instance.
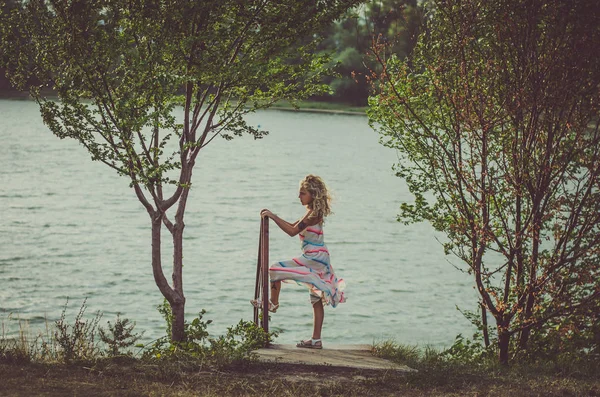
[0,362,406,397]
[2,360,599,397]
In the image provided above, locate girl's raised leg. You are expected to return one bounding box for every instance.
[270,281,281,306]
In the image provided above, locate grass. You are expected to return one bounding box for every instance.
[2,312,599,396]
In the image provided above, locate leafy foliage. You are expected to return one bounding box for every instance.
[2,0,359,183]
[525,299,600,363]
[0,0,424,106]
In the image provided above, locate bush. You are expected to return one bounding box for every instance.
[54,299,102,363]
[440,334,493,366]
[143,300,275,368]
[99,314,143,358]
[376,335,493,370]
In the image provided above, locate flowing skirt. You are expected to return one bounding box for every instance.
[269,251,346,307]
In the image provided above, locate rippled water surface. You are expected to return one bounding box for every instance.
[0,98,477,347]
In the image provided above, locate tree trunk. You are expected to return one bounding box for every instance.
[481,302,490,348]
[518,213,541,351]
[518,301,534,350]
[169,184,190,342]
[498,320,511,366]
[171,222,186,342]
[171,300,186,342]
[149,210,185,342]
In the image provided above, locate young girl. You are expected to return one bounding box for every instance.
[252,174,346,349]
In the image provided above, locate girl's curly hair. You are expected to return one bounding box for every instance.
[299,174,332,221]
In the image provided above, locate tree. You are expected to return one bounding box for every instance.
[0,0,361,342]
[369,0,600,365]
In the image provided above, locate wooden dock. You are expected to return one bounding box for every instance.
[255,344,416,372]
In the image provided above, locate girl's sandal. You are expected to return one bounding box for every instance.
[296,339,323,349]
[250,299,279,313]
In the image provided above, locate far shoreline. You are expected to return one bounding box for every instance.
[0,93,368,116]
[267,106,366,116]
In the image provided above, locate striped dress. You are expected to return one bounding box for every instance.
[269,222,346,307]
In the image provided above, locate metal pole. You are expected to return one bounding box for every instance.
[253,221,263,326]
[261,216,269,335]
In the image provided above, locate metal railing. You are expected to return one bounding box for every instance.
[253,216,269,339]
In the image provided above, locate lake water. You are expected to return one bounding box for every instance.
[0,98,477,348]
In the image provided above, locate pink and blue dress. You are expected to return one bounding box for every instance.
[269,223,346,307]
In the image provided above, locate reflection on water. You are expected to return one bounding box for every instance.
[0,99,477,347]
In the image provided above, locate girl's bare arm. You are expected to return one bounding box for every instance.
[261,209,319,237]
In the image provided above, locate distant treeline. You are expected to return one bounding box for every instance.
[0,1,422,105]
[312,0,422,105]
[0,68,17,92]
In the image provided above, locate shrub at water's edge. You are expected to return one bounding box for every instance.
[0,299,274,369]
